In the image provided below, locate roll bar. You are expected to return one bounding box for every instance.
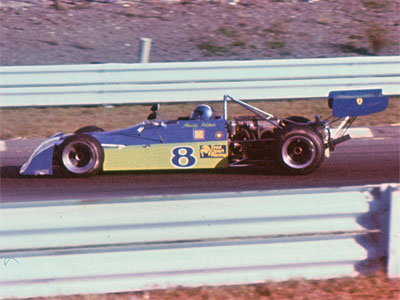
[223,95,282,128]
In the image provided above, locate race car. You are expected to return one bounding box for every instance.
[20,89,388,177]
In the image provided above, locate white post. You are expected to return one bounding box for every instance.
[139,38,152,63]
[388,187,400,278]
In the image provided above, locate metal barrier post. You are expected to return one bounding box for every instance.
[388,187,400,278]
[139,38,152,63]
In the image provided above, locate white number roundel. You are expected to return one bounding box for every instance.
[171,146,197,168]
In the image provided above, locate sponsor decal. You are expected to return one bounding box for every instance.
[356,97,363,105]
[193,129,205,140]
[215,131,224,139]
[200,145,227,158]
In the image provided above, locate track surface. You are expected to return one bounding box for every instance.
[1,126,398,203]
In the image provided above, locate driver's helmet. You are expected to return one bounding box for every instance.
[190,104,216,120]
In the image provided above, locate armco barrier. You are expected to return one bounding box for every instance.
[0,184,398,299]
[0,56,399,107]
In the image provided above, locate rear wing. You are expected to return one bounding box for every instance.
[328,89,388,118]
[325,89,388,146]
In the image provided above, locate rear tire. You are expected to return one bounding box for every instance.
[58,135,104,177]
[283,116,310,125]
[275,127,324,175]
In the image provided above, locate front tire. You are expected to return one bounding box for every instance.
[58,135,104,177]
[74,126,104,134]
[275,127,324,175]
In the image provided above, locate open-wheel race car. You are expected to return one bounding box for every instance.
[20,89,388,177]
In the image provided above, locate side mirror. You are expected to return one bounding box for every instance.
[151,103,160,112]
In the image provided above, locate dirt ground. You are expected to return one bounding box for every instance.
[0,0,399,66]
[33,272,400,300]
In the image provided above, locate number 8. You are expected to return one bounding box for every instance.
[171,146,197,168]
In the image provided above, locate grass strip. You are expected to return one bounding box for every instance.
[1,97,398,139]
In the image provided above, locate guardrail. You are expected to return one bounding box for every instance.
[1,184,399,299]
[1,56,399,107]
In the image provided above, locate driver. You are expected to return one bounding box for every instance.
[190,104,216,120]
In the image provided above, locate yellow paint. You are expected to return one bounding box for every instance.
[103,146,148,171]
[103,141,229,171]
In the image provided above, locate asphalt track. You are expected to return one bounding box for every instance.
[0,126,399,203]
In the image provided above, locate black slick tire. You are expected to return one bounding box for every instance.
[74,126,104,134]
[275,127,324,175]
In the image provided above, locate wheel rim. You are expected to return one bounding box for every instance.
[62,141,97,174]
[281,135,316,169]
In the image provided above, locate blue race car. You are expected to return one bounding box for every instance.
[20,90,388,176]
